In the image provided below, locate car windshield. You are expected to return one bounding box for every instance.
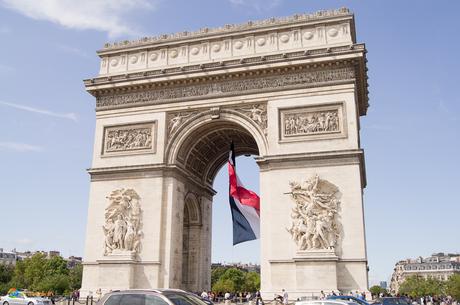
[163,293,207,305]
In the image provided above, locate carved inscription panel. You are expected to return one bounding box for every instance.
[280,104,345,141]
[102,122,156,156]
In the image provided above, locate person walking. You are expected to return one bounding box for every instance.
[282,289,288,305]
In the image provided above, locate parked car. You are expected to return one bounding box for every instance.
[372,298,411,305]
[327,295,371,305]
[97,289,210,305]
[1,291,50,305]
[295,300,360,305]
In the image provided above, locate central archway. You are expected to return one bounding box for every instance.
[168,112,264,291]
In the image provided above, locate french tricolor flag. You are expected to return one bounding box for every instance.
[228,142,260,245]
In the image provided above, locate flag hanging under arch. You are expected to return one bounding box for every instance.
[228,142,260,245]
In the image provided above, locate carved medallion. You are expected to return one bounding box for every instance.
[286,175,341,251]
[102,122,156,156]
[103,188,143,255]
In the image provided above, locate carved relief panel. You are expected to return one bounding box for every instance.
[279,103,345,142]
[102,121,156,156]
[286,175,341,252]
[103,188,143,256]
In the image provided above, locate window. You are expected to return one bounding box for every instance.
[105,295,122,305]
[120,294,145,305]
[146,295,169,305]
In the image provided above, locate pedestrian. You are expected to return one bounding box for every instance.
[282,289,288,305]
[320,291,325,300]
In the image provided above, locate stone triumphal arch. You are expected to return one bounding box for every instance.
[81,8,369,298]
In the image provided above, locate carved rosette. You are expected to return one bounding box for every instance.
[235,103,268,135]
[286,175,341,251]
[102,188,143,256]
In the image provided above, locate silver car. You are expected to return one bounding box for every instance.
[97,289,209,305]
[0,291,50,305]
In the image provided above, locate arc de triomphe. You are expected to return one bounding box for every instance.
[81,8,369,298]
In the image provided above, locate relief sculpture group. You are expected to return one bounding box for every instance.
[287,175,341,251]
[102,188,143,255]
[284,110,339,136]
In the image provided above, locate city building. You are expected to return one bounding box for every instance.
[379,281,387,289]
[0,248,17,266]
[0,248,81,268]
[390,253,460,293]
[212,262,260,274]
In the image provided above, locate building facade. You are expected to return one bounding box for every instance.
[390,253,460,293]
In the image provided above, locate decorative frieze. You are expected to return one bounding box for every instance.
[280,104,345,141]
[96,67,355,110]
[286,175,341,251]
[102,122,156,156]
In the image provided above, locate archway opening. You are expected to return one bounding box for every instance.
[172,118,262,292]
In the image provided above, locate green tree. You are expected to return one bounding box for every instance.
[0,264,14,294]
[242,272,260,292]
[211,267,227,288]
[213,278,236,293]
[69,264,83,291]
[446,274,460,301]
[399,276,444,298]
[369,285,384,296]
[220,268,245,292]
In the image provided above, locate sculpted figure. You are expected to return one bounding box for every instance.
[286,175,341,251]
[113,215,127,249]
[169,113,193,133]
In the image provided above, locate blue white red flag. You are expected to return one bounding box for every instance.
[228,142,260,245]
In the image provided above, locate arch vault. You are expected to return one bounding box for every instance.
[81,8,370,299]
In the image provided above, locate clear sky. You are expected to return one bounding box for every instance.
[1,0,459,287]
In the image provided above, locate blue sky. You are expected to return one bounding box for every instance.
[0,0,459,286]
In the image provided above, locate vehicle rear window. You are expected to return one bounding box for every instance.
[104,294,168,305]
[105,295,122,305]
[163,293,206,305]
[146,295,169,305]
[120,294,145,305]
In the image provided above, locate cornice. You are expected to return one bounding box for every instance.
[100,8,353,52]
[256,149,367,188]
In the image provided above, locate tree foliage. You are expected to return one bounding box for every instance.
[211,267,260,293]
[3,253,82,295]
[369,285,386,296]
[446,274,460,301]
[399,276,445,298]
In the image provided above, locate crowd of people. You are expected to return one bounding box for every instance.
[196,290,288,305]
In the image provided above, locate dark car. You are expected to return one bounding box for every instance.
[373,298,411,305]
[97,289,209,305]
[327,296,371,305]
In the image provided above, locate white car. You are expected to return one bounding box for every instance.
[296,300,360,305]
[0,291,50,305]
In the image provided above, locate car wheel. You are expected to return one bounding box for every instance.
[3,302,9,305]
[27,302,34,305]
